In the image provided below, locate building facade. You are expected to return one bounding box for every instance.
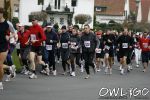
[94,0,136,24]
[0,0,4,8]
[137,0,150,23]
[0,0,19,18]
[19,0,94,28]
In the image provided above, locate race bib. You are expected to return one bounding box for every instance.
[46,45,52,50]
[16,43,20,49]
[96,49,101,53]
[10,37,15,43]
[71,42,76,46]
[62,43,68,49]
[30,34,36,41]
[105,45,110,50]
[70,42,76,48]
[122,43,128,48]
[143,43,148,48]
[84,41,90,48]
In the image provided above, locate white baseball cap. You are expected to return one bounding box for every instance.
[47,25,53,28]
[18,23,24,27]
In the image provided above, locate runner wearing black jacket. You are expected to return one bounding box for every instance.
[81,24,100,79]
[0,8,16,90]
[103,30,116,74]
[126,32,135,71]
[43,24,58,76]
[60,25,70,75]
[116,29,134,75]
[69,28,81,76]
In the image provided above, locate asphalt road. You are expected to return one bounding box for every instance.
[0,61,150,100]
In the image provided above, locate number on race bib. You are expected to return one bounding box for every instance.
[96,49,101,53]
[143,43,148,48]
[30,34,36,41]
[10,38,15,44]
[62,43,68,49]
[122,43,128,48]
[46,45,52,50]
[16,43,20,49]
[105,45,110,50]
[84,41,90,48]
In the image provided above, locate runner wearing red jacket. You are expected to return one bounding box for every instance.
[17,23,31,75]
[28,18,47,79]
[139,32,150,72]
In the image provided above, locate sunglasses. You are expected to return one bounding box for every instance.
[32,19,36,21]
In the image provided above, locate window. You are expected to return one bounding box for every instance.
[55,0,57,9]
[55,0,61,9]
[58,0,61,9]
[96,7,102,12]
[60,18,64,25]
[14,4,19,12]
[50,17,54,24]
[124,10,127,19]
[38,0,44,5]
[71,0,77,7]
[95,7,107,12]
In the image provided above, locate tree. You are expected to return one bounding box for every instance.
[4,0,11,20]
[74,14,92,28]
[29,11,48,22]
[12,17,19,29]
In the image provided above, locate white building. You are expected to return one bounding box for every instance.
[95,0,136,24]
[136,0,150,23]
[19,0,94,28]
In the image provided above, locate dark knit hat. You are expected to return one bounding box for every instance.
[61,25,66,30]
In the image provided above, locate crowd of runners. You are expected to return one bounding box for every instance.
[0,7,150,90]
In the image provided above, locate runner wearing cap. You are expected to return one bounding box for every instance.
[17,23,31,75]
[42,24,58,76]
[28,18,46,79]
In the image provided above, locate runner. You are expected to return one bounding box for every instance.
[134,33,141,68]
[60,25,70,75]
[95,30,105,72]
[139,32,150,72]
[28,18,46,79]
[0,8,16,89]
[81,24,100,79]
[17,23,31,75]
[69,27,81,76]
[116,28,134,75]
[103,30,116,74]
[43,24,58,76]
[126,32,134,71]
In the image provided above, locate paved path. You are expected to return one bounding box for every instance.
[0,62,150,100]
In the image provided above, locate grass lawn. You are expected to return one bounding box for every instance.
[12,49,22,72]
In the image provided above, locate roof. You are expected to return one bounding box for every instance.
[94,0,125,16]
[141,0,150,22]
